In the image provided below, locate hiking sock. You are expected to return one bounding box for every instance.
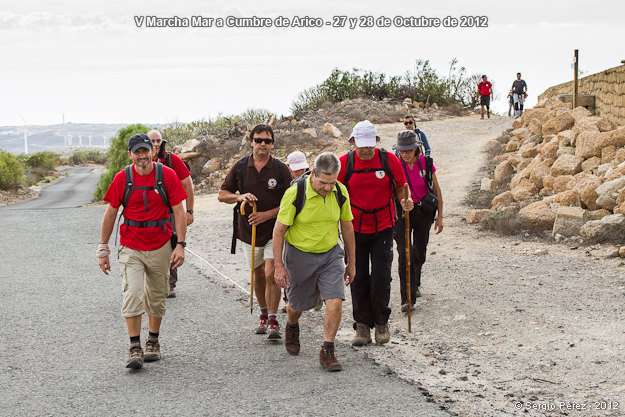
[287,322,299,328]
[260,307,268,316]
[148,331,159,341]
[323,341,334,348]
[268,313,277,322]
[130,335,140,345]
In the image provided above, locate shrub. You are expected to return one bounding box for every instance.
[0,151,24,189]
[23,151,59,171]
[94,124,149,200]
[69,150,108,165]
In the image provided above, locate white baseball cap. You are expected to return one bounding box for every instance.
[286,151,309,171]
[350,120,378,148]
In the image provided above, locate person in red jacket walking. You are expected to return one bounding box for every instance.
[476,75,494,119]
[97,133,188,370]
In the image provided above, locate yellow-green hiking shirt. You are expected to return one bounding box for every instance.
[277,176,353,253]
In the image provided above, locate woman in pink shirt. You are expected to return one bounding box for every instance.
[393,130,444,312]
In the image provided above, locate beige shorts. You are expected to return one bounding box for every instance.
[240,239,273,270]
[118,242,172,318]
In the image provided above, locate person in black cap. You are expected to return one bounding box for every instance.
[393,130,443,312]
[97,133,188,369]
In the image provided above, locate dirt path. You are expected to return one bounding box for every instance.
[188,115,625,416]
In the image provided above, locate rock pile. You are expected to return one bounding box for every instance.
[467,98,625,244]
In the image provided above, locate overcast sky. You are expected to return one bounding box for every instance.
[1,0,623,126]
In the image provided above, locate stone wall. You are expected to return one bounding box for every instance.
[538,64,625,127]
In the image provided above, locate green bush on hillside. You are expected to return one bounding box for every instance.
[69,150,108,165]
[94,124,149,200]
[23,151,59,171]
[0,151,24,190]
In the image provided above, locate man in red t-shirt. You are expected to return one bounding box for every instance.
[337,120,414,346]
[97,133,187,370]
[476,75,494,119]
[148,129,194,298]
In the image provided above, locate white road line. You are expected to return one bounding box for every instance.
[186,247,250,295]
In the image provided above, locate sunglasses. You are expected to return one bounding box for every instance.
[253,138,274,144]
[404,121,414,125]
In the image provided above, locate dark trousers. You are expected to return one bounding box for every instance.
[351,228,393,328]
[393,207,434,304]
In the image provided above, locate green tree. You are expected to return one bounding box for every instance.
[94,124,149,199]
[0,151,24,190]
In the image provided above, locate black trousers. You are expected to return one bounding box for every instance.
[393,207,434,304]
[351,228,393,328]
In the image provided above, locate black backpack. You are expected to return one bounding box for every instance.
[291,173,347,219]
[230,155,289,254]
[121,162,171,227]
[343,148,397,233]
[164,151,191,173]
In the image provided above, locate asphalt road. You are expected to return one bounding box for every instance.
[0,196,449,415]
[7,166,102,209]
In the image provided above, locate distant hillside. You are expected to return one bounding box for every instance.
[0,123,128,154]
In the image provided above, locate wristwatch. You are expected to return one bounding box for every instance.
[177,241,186,248]
[186,210,194,214]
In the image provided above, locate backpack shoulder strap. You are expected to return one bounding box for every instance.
[165,152,172,169]
[154,162,170,209]
[234,155,249,193]
[122,165,134,208]
[292,175,308,219]
[344,150,355,186]
[378,148,396,191]
[274,158,289,192]
[425,156,434,189]
[335,183,346,209]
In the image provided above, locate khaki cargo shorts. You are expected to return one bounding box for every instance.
[118,242,172,318]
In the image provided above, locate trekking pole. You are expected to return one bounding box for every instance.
[403,184,412,333]
[241,200,258,314]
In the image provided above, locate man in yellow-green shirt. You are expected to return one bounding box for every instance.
[273,152,356,372]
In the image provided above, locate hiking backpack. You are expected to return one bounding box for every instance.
[291,173,347,219]
[121,162,171,227]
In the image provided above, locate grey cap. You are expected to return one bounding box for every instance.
[394,130,423,151]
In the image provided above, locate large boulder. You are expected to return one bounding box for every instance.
[528,119,542,135]
[494,161,514,183]
[601,145,617,164]
[481,178,497,192]
[575,130,600,159]
[552,206,586,237]
[543,190,581,207]
[580,214,625,243]
[550,154,582,177]
[570,172,602,210]
[541,112,575,136]
[596,176,625,206]
[180,138,202,154]
[321,123,343,138]
[491,191,515,210]
[466,209,494,224]
[302,128,318,138]
[528,162,550,189]
[519,201,556,230]
[201,158,220,175]
[594,126,625,153]
[587,209,613,221]
[581,156,601,173]
[511,179,539,202]
[540,138,559,160]
[552,175,573,193]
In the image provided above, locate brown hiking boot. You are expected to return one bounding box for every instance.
[319,344,342,372]
[144,339,161,362]
[375,323,390,344]
[284,323,300,355]
[126,344,144,369]
[351,323,371,347]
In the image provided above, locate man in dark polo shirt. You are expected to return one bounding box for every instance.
[218,124,291,340]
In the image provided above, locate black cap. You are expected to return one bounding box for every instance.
[128,133,153,152]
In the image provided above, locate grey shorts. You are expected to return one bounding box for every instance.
[284,242,345,312]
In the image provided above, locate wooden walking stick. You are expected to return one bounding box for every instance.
[403,184,412,333]
[241,200,257,314]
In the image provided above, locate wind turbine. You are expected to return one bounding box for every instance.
[18,114,28,154]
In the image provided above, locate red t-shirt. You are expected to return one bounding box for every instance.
[337,149,406,234]
[478,81,492,96]
[104,163,187,251]
[158,153,191,181]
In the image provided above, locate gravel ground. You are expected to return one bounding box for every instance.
[0,205,447,417]
[188,115,625,416]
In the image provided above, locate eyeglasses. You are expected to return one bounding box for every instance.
[253,138,274,144]
[404,121,414,125]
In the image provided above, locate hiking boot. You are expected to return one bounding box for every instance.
[375,323,390,344]
[167,289,176,298]
[267,318,281,340]
[313,293,323,311]
[481,114,484,119]
[126,344,144,369]
[351,323,371,346]
[319,344,342,372]
[255,314,268,334]
[415,288,422,298]
[284,323,300,355]
[144,339,161,362]
[487,110,490,118]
